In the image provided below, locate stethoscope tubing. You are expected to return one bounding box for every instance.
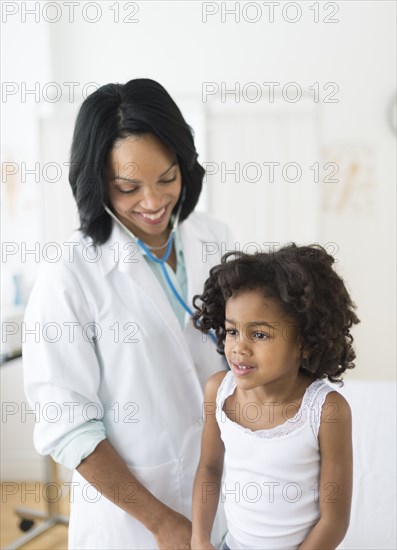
[103,200,218,346]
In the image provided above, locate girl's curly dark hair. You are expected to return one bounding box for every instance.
[192,244,360,384]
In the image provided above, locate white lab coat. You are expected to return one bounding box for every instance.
[23,211,233,549]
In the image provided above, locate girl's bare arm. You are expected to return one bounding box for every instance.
[299,391,353,549]
[191,371,227,549]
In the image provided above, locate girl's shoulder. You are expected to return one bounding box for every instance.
[306,380,350,415]
[317,390,352,460]
[308,382,351,441]
[204,370,230,401]
[320,389,352,425]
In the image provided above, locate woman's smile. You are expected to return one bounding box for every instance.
[132,204,169,224]
[107,134,182,247]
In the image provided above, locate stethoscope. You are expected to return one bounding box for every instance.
[103,187,218,346]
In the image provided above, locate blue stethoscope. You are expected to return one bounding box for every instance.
[103,187,218,346]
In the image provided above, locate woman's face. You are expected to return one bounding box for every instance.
[107,133,182,246]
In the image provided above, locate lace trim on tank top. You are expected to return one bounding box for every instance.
[217,372,334,440]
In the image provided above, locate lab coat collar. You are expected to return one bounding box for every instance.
[98,214,214,338]
[178,214,215,316]
[100,219,184,346]
[99,214,214,285]
[101,213,214,336]
[99,219,142,276]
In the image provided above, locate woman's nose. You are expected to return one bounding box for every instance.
[139,186,165,210]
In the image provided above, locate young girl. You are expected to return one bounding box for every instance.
[191,244,360,550]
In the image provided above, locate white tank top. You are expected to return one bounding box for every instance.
[216,372,334,550]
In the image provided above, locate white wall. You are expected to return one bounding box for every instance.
[1,8,396,545]
[1,12,52,306]
[1,0,395,507]
[7,0,393,379]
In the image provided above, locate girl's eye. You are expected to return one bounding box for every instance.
[253,332,269,340]
[225,328,237,336]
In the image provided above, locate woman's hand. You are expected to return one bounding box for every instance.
[153,509,192,549]
[77,441,191,549]
[191,537,216,549]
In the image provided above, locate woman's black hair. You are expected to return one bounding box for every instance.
[69,78,204,244]
[193,244,360,384]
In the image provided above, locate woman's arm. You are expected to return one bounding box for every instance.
[77,439,191,550]
[191,371,227,550]
[23,259,191,548]
[298,391,353,550]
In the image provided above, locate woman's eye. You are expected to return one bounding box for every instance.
[116,176,176,194]
[225,329,237,336]
[119,188,138,194]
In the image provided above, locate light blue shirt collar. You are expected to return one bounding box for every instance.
[138,227,184,263]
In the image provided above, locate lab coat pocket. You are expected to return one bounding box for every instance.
[127,458,184,514]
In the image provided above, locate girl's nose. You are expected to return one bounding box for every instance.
[232,336,251,355]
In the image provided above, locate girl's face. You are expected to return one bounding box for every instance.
[107,133,182,247]
[224,289,303,392]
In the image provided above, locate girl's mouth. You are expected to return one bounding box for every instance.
[232,361,256,376]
